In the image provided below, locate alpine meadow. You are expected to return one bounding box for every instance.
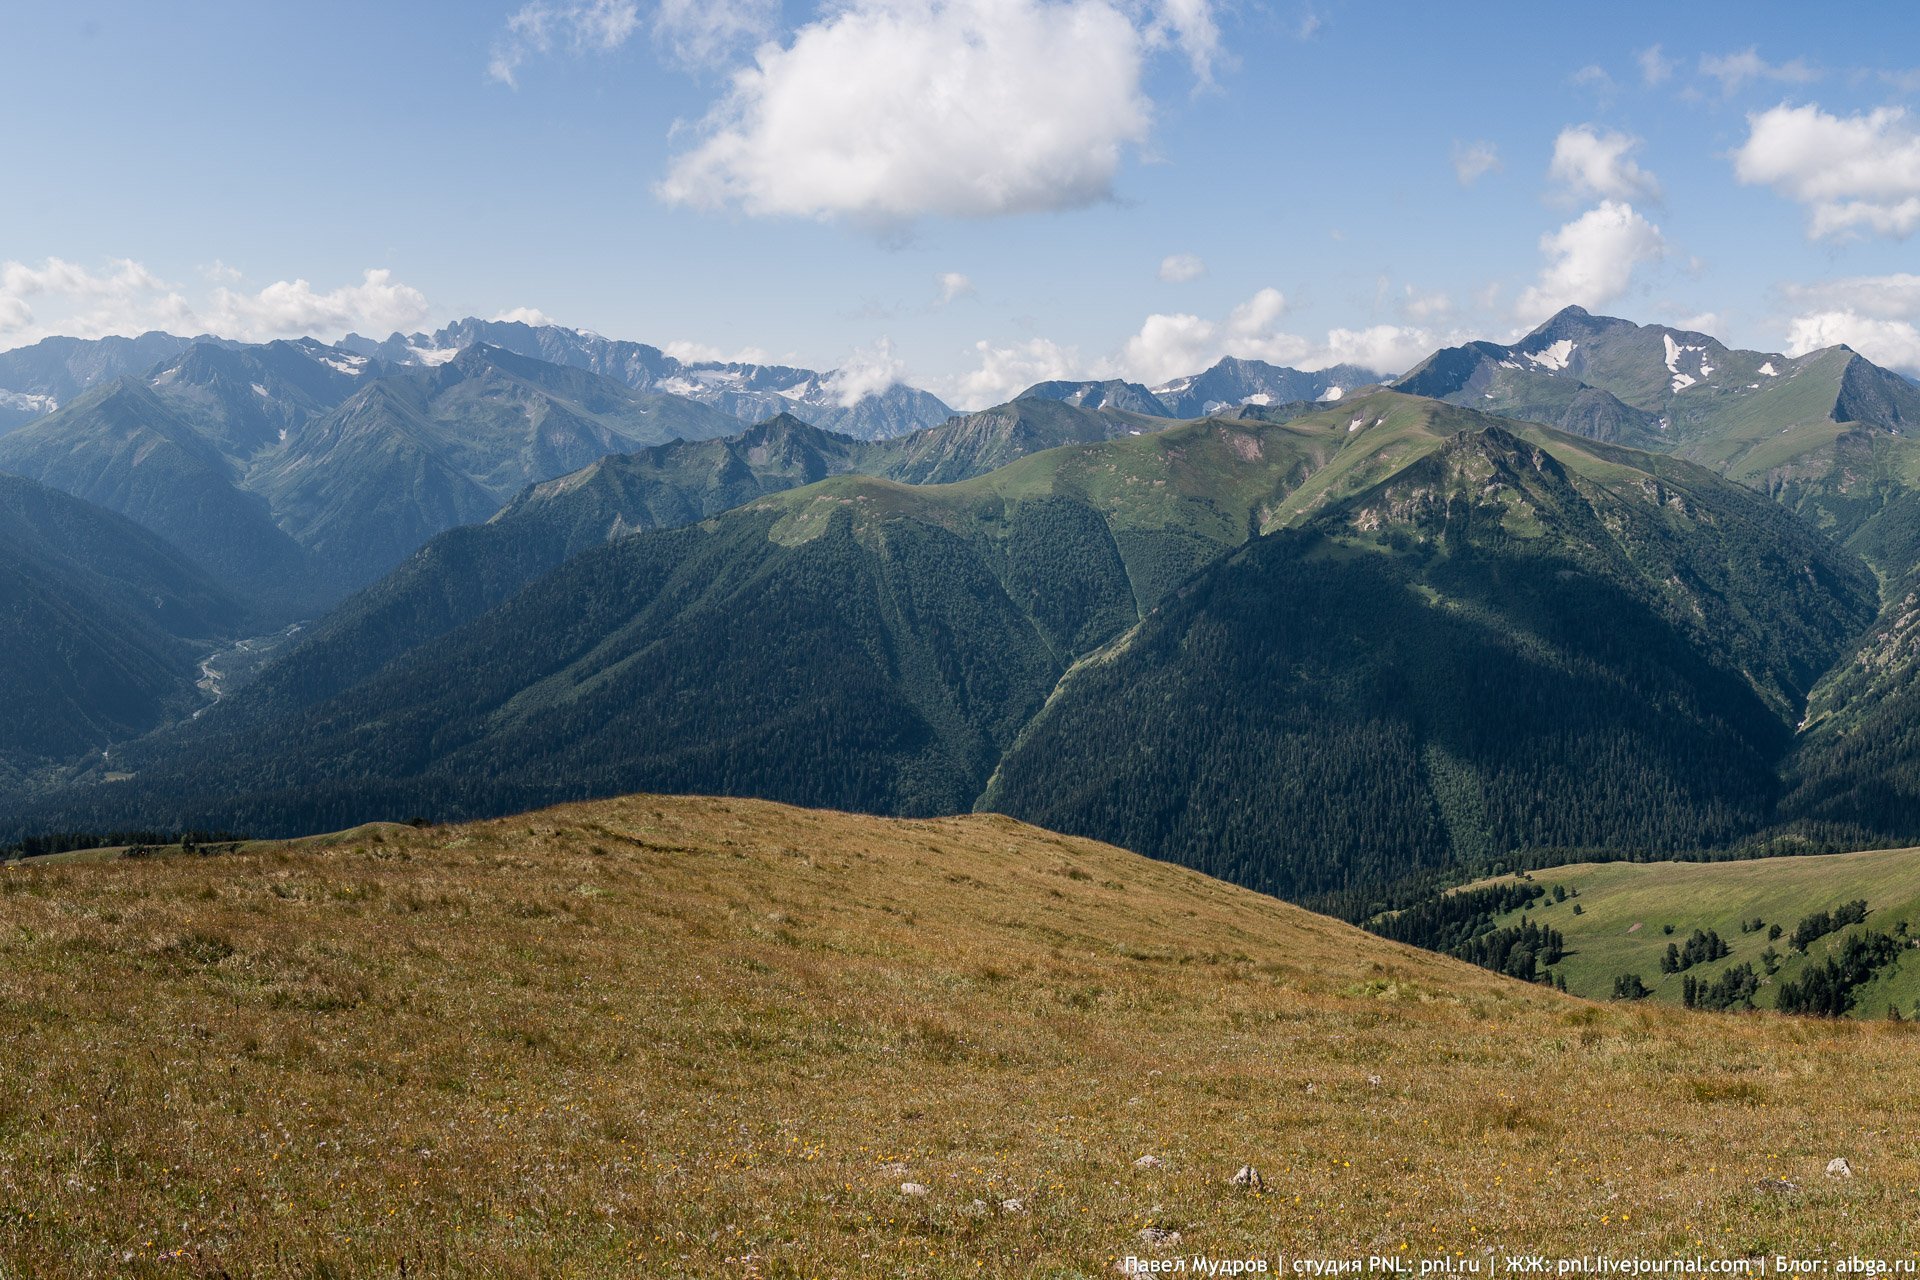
[8,3,1920,1276]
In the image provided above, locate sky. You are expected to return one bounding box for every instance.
[4,0,1920,407]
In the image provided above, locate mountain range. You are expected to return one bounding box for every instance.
[6,305,1920,912]
[340,316,956,440]
[1019,355,1385,418]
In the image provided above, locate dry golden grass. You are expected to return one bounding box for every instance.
[0,795,1915,1277]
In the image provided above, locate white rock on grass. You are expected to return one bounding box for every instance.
[1133,1155,1164,1169]
[1827,1158,1854,1179]
[1229,1165,1265,1191]
[900,1182,930,1197]
[999,1198,1025,1214]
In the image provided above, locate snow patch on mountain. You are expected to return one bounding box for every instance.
[1529,339,1576,371]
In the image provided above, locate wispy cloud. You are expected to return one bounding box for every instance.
[1452,140,1501,187]
[1699,47,1821,97]
[488,0,641,88]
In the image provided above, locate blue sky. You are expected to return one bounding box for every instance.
[4,0,1920,405]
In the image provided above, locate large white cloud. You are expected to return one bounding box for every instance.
[0,259,433,347]
[1782,272,1920,374]
[657,0,1194,224]
[1785,311,1920,374]
[1548,125,1660,202]
[1733,104,1920,239]
[823,338,909,405]
[1516,201,1666,322]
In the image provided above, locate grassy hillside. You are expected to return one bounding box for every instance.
[1,795,1917,1276]
[1470,847,1920,1016]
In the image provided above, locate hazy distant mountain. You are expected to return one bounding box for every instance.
[1150,357,1386,416]
[0,379,325,617]
[0,337,743,609]
[1015,378,1170,416]
[247,344,742,582]
[0,331,197,433]
[354,317,956,439]
[1020,357,1387,419]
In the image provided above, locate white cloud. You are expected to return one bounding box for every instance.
[1452,140,1500,187]
[1144,0,1220,82]
[1733,104,1920,240]
[1781,272,1920,374]
[1548,125,1660,202]
[1158,252,1206,283]
[1570,65,1617,101]
[0,257,196,342]
[207,269,431,341]
[1121,310,1246,385]
[1516,201,1666,323]
[1317,325,1435,376]
[1400,286,1452,322]
[945,336,1085,408]
[1784,273,1920,320]
[941,287,1428,410]
[1785,311,1920,374]
[823,337,908,405]
[1699,47,1820,97]
[652,0,779,69]
[657,0,1202,224]
[492,306,556,326]
[1115,290,1428,386]
[936,271,975,304]
[1638,44,1673,87]
[0,259,432,346]
[489,0,641,87]
[0,294,32,334]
